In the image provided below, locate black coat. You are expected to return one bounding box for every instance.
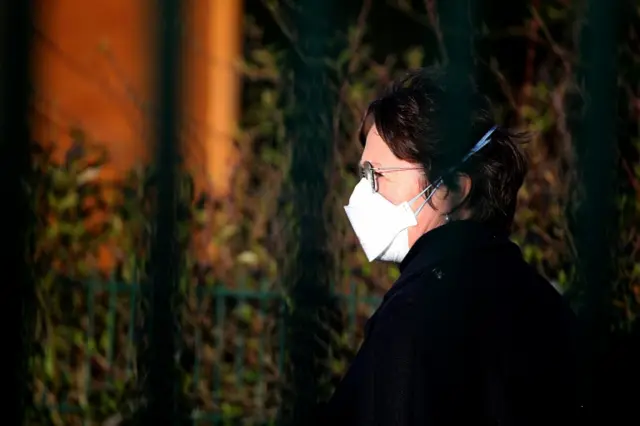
[324,220,580,425]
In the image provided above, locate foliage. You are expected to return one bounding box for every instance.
[28,131,144,425]
[26,131,288,425]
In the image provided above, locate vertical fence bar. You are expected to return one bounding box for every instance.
[439,0,476,163]
[83,281,96,423]
[213,287,225,411]
[1,1,35,425]
[573,0,619,419]
[279,0,339,425]
[256,279,269,420]
[141,0,183,424]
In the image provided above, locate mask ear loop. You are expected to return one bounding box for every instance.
[408,125,498,218]
[409,178,444,217]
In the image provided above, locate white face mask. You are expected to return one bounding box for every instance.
[344,125,497,263]
[344,179,437,263]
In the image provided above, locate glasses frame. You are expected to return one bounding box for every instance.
[359,160,423,193]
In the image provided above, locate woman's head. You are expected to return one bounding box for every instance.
[348,67,528,260]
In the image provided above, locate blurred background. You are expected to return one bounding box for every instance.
[2,0,639,424]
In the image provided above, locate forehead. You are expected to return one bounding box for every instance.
[361,125,406,167]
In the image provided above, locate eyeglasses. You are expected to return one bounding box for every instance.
[358,161,423,193]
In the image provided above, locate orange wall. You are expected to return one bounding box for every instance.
[32,0,242,194]
[32,0,152,179]
[182,0,242,196]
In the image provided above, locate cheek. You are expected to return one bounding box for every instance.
[378,176,422,205]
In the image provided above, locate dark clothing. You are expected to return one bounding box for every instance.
[325,220,580,425]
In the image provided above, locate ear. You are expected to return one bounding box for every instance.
[429,174,472,218]
[457,173,472,202]
[425,181,448,213]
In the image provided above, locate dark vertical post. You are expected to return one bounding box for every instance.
[280,1,337,425]
[439,0,475,161]
[573,0,619,419]
[0,1,35,425]
[141,0,183,424]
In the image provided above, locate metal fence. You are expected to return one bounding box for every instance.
[29,278,380,424]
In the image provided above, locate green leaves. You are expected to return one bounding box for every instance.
[403,46,425,69]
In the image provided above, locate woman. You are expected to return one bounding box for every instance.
[326,68,580,425]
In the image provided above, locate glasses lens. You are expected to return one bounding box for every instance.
[358,163,366,180]
[361,161,377,192]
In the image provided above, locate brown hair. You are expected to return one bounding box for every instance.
[359,67,529,232]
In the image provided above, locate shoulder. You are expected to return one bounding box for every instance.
[389,252,571,330]
[370,267,469,340]
[386,262,477,314]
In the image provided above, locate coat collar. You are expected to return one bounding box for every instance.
[398,220,515,280]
